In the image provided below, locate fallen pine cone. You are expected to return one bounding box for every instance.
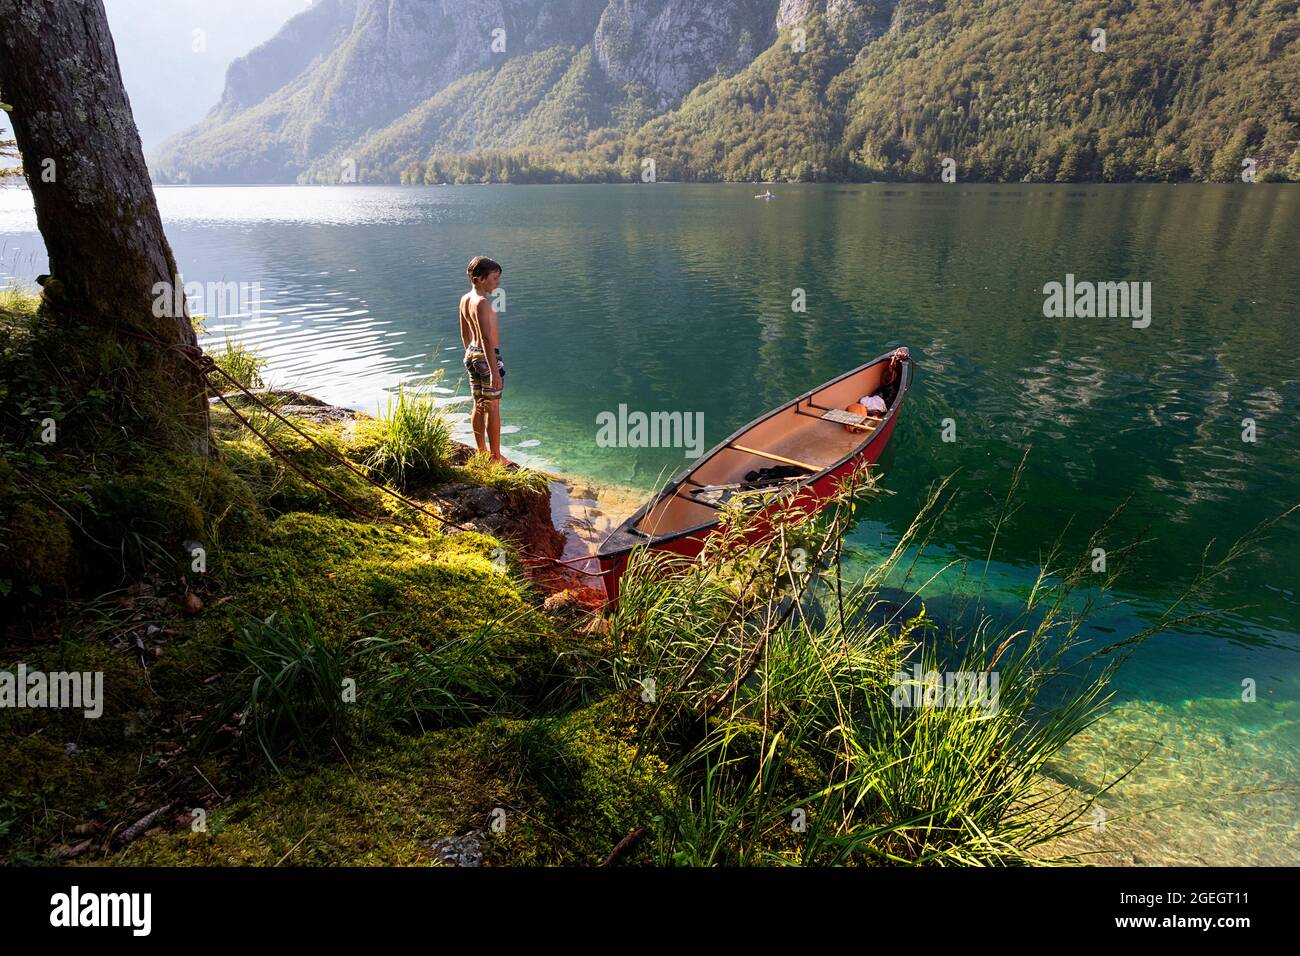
[115,803,173,847]
[53,838,95,860]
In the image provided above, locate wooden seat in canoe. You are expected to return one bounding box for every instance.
[818,407,884,428]
[728,443,822,472]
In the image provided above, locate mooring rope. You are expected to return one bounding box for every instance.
[65,310,599,575]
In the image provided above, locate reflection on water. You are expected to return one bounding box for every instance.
[3,183,1297,863]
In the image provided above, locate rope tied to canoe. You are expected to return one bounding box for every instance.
[61,308,600,575]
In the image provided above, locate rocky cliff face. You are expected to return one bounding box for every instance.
[592,0,779,110]
[776,0,899,40]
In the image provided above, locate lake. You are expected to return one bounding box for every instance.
[2,182,1297,864]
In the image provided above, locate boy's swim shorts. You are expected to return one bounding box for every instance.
[465,345,505,400]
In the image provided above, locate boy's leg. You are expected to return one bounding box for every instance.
[485,398,514,466]
[487,397,504,462]
[471,397,489,453]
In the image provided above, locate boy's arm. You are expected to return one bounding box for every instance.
[478,298,501,388]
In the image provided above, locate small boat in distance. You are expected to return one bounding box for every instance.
[755,191,776,199]
[596,349,912,603]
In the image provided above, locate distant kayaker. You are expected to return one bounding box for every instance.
[459,255,512,466]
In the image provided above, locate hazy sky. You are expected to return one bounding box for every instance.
[3,0,308,155]
[105,0,310,151]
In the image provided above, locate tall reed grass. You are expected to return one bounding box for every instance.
[362,377,454,485]
[606,464,1133,864]
[209,337,266,391]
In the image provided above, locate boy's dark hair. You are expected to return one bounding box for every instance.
[467,255,502,282]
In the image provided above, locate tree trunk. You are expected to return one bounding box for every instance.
[0,0,209,455]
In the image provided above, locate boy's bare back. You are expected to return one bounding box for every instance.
[459,290,498,350]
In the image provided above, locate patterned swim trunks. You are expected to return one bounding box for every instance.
[464,345,505,400]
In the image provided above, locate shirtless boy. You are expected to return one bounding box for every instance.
[459,255,512,466]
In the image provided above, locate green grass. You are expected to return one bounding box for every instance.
[115,696,675,866]
[197,605,523,772]
[0,284,271,598]
[209,337,266,391]
[0,282,40,317]
[38,455,1239,867]
[358,381,454,487]
[202,611,357,772]
[0,502,570,864]
[459,450,549,494]
[607,466,1126,865]
[0,295,579,864]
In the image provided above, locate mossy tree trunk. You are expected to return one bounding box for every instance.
[0,0,209,456]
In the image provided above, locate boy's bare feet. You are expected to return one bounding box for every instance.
[492,454,516,468]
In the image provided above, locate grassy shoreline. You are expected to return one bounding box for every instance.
[2,288,1163,866]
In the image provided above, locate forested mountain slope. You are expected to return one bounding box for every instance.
[152,0,1300,183]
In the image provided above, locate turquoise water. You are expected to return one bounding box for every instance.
[2,183,1296,863]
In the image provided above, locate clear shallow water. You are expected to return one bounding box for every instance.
[3,183,1297,863]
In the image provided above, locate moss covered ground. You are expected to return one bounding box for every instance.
[117,695,674,866]
[2,288,1110,867]
[0,289,676,866]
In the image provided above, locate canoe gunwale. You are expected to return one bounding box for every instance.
[596,349,913,560]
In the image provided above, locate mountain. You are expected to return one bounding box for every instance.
[151,0,1300,184]
[101,0,306,151]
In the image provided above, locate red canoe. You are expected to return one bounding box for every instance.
[596,349,913,603]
